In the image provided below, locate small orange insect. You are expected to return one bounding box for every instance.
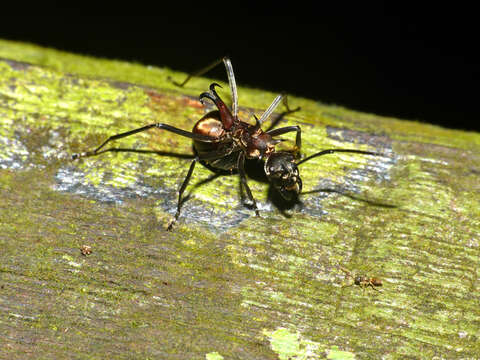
[340,266,382,291]
[80,245,92,256]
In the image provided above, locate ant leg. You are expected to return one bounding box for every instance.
[167,157,198,231]
[237,152,260,216]
[169,57,238,118]
[266,125,301,152]
[369,282,381,292]
[168,58,224,87]
[297,148,382,166]
[72,123,217,160]
[282,94,301,114]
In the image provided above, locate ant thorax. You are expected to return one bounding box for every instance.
[246,132,276,160]
[231,121,276,160]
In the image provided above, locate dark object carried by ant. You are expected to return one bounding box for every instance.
[72,57,381,230]
[340,266,383,292]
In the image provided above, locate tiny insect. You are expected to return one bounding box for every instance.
[80,245,92,256]
[72,57,381,230]
[340,266,383,292]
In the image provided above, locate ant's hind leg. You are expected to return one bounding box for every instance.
[168,58,224,87]
[282,94,301,114]
[169,57,239,118]
[167,157,198,231]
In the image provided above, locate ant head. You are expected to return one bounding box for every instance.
[264,152,302,201]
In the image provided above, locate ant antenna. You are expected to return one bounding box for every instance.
[259,94,284,124]
[222,57,238,119]
[297,149,381,166]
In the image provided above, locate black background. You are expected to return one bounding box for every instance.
[1,8,478,132]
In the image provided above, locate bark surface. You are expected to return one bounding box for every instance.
[1,40,479,359]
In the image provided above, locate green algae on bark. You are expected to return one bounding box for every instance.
[1,41,480,359]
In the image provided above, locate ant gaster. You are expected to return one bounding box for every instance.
[72,57,380,230]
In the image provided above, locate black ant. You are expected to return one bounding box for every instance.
[340,266,383,292]
[72,57,381,230]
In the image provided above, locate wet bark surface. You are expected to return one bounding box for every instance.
[0,40,479,359]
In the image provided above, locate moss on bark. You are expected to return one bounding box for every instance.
[1,39,479,359]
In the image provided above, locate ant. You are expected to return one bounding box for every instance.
[340,266,383,292]
[72,57,381,230]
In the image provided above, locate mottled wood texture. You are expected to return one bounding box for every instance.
[0,40,479,359]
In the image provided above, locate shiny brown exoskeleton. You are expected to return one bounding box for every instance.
[72,57,381,230]
[192,84,282,173]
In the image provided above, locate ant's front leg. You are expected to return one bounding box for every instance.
[237,152,260,217]
[266,125,302,155]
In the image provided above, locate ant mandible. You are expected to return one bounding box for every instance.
[72,57,380,230]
